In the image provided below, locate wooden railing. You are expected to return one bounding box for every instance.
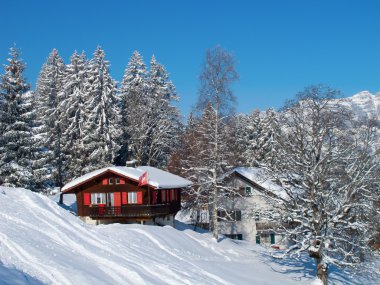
[88,204,180,218]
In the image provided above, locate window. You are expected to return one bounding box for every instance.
[245,186,252,196]
[115,177,120,184]
[91,193,106,205]
[109,177,114,184]
[128,192,137,204]
[224,234,243,240]
[107,193,114,206]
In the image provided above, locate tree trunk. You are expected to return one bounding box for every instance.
[212,95,219,241]
[316,255,328,285]
[212,179,218,240]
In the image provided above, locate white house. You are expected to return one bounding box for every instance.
[191,167,288,245]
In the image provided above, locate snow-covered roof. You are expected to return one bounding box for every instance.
[62,166,192,192]
[227,167,288,200]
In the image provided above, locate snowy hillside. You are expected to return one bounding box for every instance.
[0,187,375,285]
[339,91,380,120]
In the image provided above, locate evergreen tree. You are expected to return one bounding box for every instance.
[35,48,66,188]
[81,47,120,172]
[59,51,88,179]
[145,55,181,167]
[235,109,281,168]
[118,51,149,166]
[0,46,35,189]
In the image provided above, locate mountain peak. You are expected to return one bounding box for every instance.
[342,91,380,120]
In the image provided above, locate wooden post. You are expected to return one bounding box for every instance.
[59,187,63,204]
[148,185,151,205]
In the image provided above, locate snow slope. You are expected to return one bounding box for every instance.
[0,187,375,285]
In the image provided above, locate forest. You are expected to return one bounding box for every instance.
[0,45,379,284]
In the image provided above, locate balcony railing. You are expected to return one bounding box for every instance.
[88,203,180,218]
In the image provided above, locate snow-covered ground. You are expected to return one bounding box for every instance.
[0,187,376,285]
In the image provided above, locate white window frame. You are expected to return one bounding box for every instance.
[91,193,106,205]
[128,192,137,204]
[115,177,120,184]
[109,177,114,184]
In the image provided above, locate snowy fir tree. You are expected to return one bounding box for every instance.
[35,48,66,188]
[144,55,181,167]
[119,51,150,166]
[81,47,121,173]
[235,109,281,168]
[58,51,89,179]
[0,46,36,189]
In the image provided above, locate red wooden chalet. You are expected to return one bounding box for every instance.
[61,166,192,226]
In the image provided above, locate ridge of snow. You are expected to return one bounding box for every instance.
[0,187,323,285]
[62,166,192,192]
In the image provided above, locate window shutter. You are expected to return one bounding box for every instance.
[122,192,127,204]
[114,192,121,207]
[235,210,242,221]
[102,178,108,185]
[137,191,143,204]
[84,193,91,205]
[120,178,126,184]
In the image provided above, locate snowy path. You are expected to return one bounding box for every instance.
[0,187,318,285]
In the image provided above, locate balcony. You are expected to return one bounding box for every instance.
[88,203,180,218]
[255,221,280,230]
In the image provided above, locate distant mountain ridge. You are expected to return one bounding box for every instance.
[339,91,380,121]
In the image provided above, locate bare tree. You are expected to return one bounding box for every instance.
[271,85,379,284]
[194,46,238,240]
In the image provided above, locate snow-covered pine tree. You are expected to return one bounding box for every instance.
[144,55,181,167]
[271,85,380,284]
[59,51,88,179]
[81,47,121,172]
[0,46,36,189]
[235,109,281,168]
[118,51,149,166]
[35,48,66,188]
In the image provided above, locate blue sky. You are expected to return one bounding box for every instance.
[1,0,380,116]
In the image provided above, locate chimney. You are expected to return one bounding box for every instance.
[126,160,136,168]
